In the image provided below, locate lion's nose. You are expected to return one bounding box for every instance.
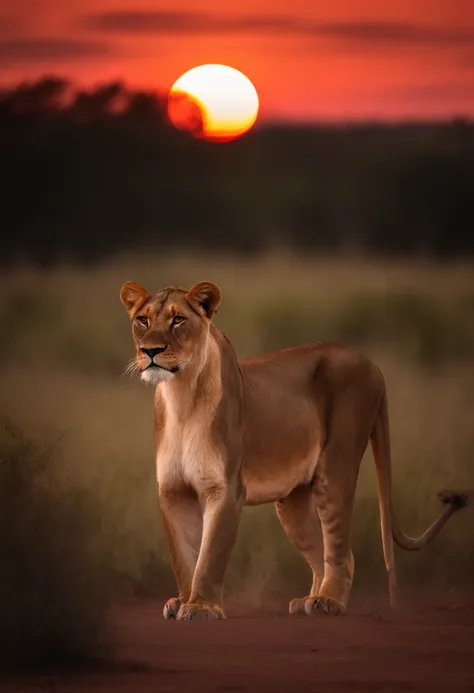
[140,345,167,358]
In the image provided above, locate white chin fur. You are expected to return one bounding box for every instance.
[140,367,174,386]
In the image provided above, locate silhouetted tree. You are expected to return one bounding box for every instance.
[0,76,473,266]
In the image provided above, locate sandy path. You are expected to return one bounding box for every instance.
[3,599,474,692]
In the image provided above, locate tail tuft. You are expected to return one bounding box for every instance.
[438,490,469,510]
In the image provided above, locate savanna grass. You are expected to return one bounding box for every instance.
[0,252,473,608]
[0,424,114,670]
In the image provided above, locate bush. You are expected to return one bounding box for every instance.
[257,290,474,369]
[0,424,112,670]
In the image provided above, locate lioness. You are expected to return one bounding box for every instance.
[120,280,467,620]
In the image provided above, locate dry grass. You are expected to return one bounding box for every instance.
[1,251,473,623]
[0,425,113,670]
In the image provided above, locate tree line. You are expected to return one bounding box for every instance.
[1,76,473,266]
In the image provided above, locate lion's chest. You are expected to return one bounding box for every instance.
[155,415,222,491]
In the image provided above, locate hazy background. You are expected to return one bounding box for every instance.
[1,79,474,264]
[1,2,474,666]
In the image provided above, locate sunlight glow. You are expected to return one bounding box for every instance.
[168,64,259,142]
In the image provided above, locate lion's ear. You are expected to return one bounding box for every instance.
[120,281,150,316]
[185,281,221,320]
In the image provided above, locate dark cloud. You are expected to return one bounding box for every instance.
[0,37,112,64]
[0,14,20,37]
[82,11,298,35]
[320,21,474,46]
[82,10,474,47]
[396,82,474,100]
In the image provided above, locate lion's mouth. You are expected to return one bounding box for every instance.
[145,363,179,374]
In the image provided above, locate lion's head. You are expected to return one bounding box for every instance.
[120,280,221,386]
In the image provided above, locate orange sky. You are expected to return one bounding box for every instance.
[1,0,473,121]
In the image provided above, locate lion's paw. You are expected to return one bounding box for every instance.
[304,595,345,616]
[289,597,310,615]
[163,597,182,620]
[176,603,226,621]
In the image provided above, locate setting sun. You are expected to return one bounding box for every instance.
[168,64,259,142]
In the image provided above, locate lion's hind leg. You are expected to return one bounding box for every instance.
[275,485,324,615]
[305,444,362,616]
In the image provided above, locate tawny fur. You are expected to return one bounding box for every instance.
[120,279,468,620]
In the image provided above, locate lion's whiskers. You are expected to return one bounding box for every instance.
[123,358,140,378]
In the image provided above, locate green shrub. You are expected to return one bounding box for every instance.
[256,290,474,369]
[333,291,474,368]
[0,424,112,670]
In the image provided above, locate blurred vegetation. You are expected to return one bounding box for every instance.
[3,253,474,372]
[0,254,473,626]
[0,424,113,670]
[1,77,474,266]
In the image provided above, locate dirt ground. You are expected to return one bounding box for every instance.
[3,598,474,692]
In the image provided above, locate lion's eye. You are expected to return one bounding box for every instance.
[172,315,185,327]
[136,316,148,327]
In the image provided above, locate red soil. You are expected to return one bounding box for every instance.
[3,598,474,692]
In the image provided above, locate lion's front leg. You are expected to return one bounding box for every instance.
[176,485,243,621]
[158,488,203,619]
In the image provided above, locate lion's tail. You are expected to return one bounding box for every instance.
[370,384,468,608]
